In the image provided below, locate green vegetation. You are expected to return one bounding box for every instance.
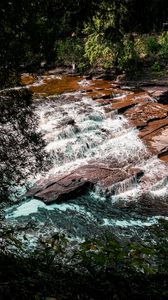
[1,1,168,299]
[0,89,47,202]
[1,220,168,299]
[0,0,168,87]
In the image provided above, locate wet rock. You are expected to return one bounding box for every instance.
[158,147,168,161]
[26,165,143,204]
[142,86,168,104]
[92,91,113,100]
[21,73,37,85]
[45,298,58,300]
[117,102,137,114]
[139,119,168,139]
[115,73,126,83]
[27,175,93,204]
[143,126,168,158]
[59,117,75,127]
[124,102,168,128]
[110,91,151,113]
[30,75,83,95]
[99,84,168,162]
[115,193,168,216]
[85,74,92,80]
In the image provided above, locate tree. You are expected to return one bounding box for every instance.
[0,88,46,201]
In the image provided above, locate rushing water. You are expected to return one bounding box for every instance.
[3,76,168,251]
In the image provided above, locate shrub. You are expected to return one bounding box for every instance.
[56,37,87,70]
[118,36,140,73]
[84,32,115,68]
[159,32,168,59]
[0,89,46,201]
[145,35,160,55]
[151,62,161,72]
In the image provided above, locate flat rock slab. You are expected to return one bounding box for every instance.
[26,164,143,204]
[143,126,168,155]
[109,91,153,113]
[103,87,168,161]
[124,102,168,128]
[142,86,168,104]
[139,119,168,138]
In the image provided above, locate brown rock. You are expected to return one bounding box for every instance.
[115,101,137,114]
[142,86,168,104]
[139,119,168,138]
[124,102,168,128]
[110,91,153,114]
[143,126,168,155]
[27,165,143,204]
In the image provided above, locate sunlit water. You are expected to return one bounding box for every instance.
[3,80,168,250]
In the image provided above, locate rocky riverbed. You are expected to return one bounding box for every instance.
[2,72,168,253]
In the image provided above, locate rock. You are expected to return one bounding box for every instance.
[158,147,168,161]
[26,164,143,204]
[93,73,107,80]
[110,91,152,114]
[101,85,168,162]
[27,175,93,204]
[59,117,75,126]
[114,192,168,216]
[117,102,137,114]
[115,73,126,83]
[45,297,58,300]
[21,73,37,85]
[143,126,168,157]
[124,102,168,128]
[139,119,168,139]
[85,74,92,80]
[142,86,168,104]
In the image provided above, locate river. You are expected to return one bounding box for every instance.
[2,73,168,253]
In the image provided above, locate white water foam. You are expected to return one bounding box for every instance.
[4,86,168,248]
[102,217,158,227]
[33,96,147,179]
[5,198,95,220]
[28,93,168,197]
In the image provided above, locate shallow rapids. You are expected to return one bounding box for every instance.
[3,76,168,250]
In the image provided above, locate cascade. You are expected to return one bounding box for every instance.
[2,75,168,250]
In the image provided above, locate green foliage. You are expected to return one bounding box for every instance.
[159,32,168,59]
[0,89,46,201]
[84,15,113,68]
[151,62,161,72]
[2,220,168,299]
[84,32,114,68]
[56,37,88,71]
[79,237,157,276]
[145,35,160,55]
[118,36,141,73]
[0,0,168,86]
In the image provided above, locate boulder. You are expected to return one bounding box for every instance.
[26,164,143,204]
